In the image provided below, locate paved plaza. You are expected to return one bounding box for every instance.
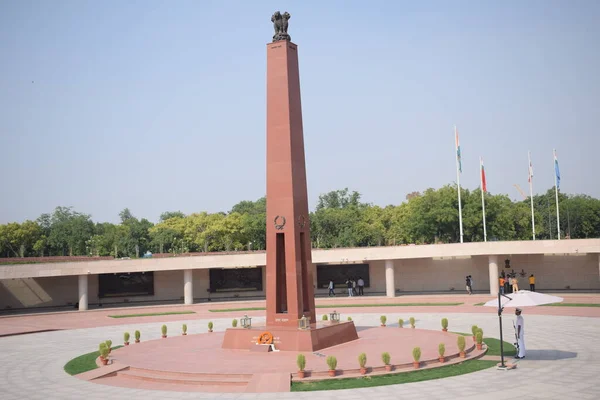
[1,296,599,399]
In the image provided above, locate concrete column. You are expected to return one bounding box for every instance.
[488,255,499,296]
[78,275,88,311]
[385,260,395,298]
[184,269,193,305]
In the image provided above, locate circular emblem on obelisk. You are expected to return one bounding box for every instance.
[298,215,306,229]
[274,216,286,230]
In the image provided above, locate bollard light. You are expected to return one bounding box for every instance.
[240,314,252,329]
[298,315,311,330]
[330,310,340,323]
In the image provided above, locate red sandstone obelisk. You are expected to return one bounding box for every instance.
[265,35,316,327]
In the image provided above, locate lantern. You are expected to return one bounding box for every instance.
[329,310,340,323]
[240,314,252,329]
[298,315,311,330]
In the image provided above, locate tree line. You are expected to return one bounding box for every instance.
[1,185,599,259]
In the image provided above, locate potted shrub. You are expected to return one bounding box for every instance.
[182,324,188,336]
[161,324,167,338]
[398,318,404,328]
[105,340,112,354]
[382,352,392,372]
[322,314,328,321]
[297,354,306,379]
[412,347,421,369]
[380,315,387,327]
[438,343,446,363]
[326,355,337,377]
[208,322,214,333]
[471,325,478,342]
[441,318,448,332]
[99,342,107,357]
[347,316,353,321]
[476,329,484,350]
[358,353,367,375]
[232,319,238,328]
[124,332,130,346]
[410,317,416,328]
[134,330,141,343]
[457,335,466,358]
[100,346,110,366]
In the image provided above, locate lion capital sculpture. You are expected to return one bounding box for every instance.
[271,11,291,42]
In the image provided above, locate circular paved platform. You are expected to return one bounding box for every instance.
[1,301,600,399]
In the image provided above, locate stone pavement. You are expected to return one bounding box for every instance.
[1,309,599,400]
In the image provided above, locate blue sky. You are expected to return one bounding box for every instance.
[1,0,599,224]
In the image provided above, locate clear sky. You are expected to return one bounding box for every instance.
[1,0,599,224]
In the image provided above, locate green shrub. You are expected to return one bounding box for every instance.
[105,340,112,349]
[441,318,448,329]
[208,321,214,330]
[182,324,187,334]
[476,331,483,344]
[457,335,466,352]
[297,354,306,371]
[124,332,130,343]
[409,317,416,328]
[438,343,445,357]
[412,347,421,362]
[99,342,107,353]
[134,330,140,341]
[471,325,479,336]
[381,352,391,365]
[398,318,404,327]
[161,325,167,336]
[358,353,367,368]
[326,355,337,370]
[347,316,353,321]
[322,314,328,321]
[380,315,387,325]
[100,346,109,359]
[232,319,238,327]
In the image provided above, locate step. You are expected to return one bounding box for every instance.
[128,367,252,380]
[117,368,251,387]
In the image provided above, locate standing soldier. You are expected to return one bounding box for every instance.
[529,274,535,292]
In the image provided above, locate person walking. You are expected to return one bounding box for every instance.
[328,280,335,297]
[352,278,358,296]
[465,276,472,295]
[346,278,353,297]
[507,275,513,294]
[529,274,535,292]
[515,308,526,359]
[469,276,475,293]
[357,277,365,296]
[499,276,505,294]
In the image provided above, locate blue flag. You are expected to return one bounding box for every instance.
[554,151,561,189]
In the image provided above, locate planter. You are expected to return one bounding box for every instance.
[124,342,129,346]
[297,370,305,379]
[384,365,393,372]
[411,326,415,329]
[476,343,483,350]
[459,351,466,358]
[413,361,420,369]
[135,339,140,343]
[442,328,448,332]
[328,369,336,377]
[439,357,445,363]
[380,324,386,327]
[208,329,213,333]
[182,333,187,336]
[101,358,109,366]
[162,335,167,339]
[360,367,367,375]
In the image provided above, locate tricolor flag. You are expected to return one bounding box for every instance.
[528,152,534,183]
[480,157,487,193]
[455,129,462,173]
[554,150,561,189]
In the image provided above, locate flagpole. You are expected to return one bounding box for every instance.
[528,151,536,240]
[553,149,561,240]
[455,125,464,243]
[480,157,487,242]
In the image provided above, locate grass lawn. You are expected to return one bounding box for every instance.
[291,359,497,391]
[209,303,463,312]
[473,302,486,306]
[108,311,196,318]
[544,303,600,307]
[484,337,517,356]
[64,345,123,375]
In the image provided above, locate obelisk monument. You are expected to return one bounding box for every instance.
[265,11,316,327]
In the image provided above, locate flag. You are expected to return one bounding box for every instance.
[480,158,487,193]
[455,128,462,173]
[554,150,561,189]
[528,152,533,183]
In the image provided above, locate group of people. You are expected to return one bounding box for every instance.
[499,271,536,294]
[465,275,475,294]
[327,277,365,297]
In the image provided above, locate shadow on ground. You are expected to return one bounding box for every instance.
[524,349,577,360]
